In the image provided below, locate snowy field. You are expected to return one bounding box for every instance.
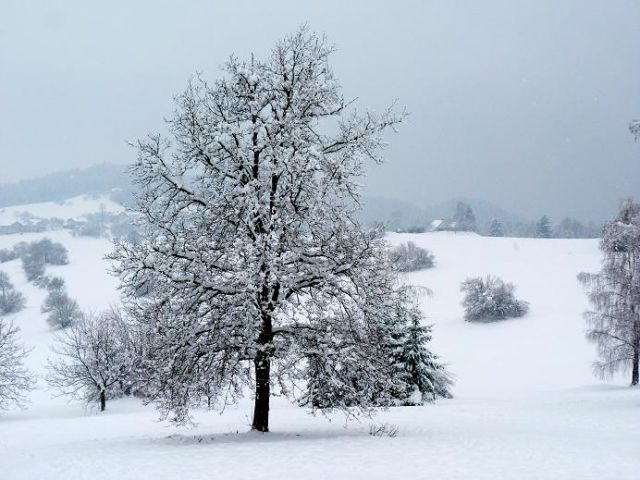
[0,229,638,479]
[0,195,123,225]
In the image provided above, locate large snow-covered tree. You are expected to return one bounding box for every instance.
[0,318,33,412]
[109,28,451,431]
[578,199,640,386]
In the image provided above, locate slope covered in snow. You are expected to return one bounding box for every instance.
[0,230,638,480]
[0,195,124,225]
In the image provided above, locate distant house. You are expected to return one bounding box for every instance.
[430,218,457,232]
[63,218,87,231]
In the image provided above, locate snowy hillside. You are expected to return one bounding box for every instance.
[0,195,123,225]
[1,230,638,479]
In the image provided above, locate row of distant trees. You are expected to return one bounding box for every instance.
[398,201,600,239]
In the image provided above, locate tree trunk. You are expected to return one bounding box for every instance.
[99,389,106,411]
[631,347,639,387]
[251,352,271,432]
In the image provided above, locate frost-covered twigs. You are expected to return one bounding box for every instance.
[0,318,33,412]
[460,276,529,322]
[369,423,399,437]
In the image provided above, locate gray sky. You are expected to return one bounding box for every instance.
[1,0,639,221]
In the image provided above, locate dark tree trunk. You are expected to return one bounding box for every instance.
[632,347,639,386]
[252,351,271,432]
[99,389,106,411]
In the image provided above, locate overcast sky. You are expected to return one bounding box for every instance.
[1,0,639,221]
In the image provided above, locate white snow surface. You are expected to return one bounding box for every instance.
[1,230,638,479]
[0,195,123,225]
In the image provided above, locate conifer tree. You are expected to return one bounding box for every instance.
[488,219,505,237]
[535,215,552,238]
[397,304,453,403]
[453,201,477,232]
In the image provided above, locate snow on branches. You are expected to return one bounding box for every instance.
[110,27,448,431]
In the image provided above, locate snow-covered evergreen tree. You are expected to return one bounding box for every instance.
[301,284,451,408]
[578,199,640,386]
[535,215,552,238]
[487,219,505,237]
[108,28,452,432]
[0,318,33,412]
[452,201,476,232]
[461,275,529,322]
[46,309,130,411]
[396,302,452,403]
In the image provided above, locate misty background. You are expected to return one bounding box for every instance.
[1,0,639,223]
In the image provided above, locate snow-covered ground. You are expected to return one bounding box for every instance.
[1,229,638,479]
[0,195,123,225]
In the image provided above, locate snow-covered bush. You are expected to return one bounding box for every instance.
[18,239,69,283]
[46,309,130,411]
[0,248,19,264]
[35,275,66,291]
[28,238,69,265]
[0,271,26,316]
[0,318,33,412]
[41,288,82,329]
[21,253,45,282]
[389,242,435,272]
[46,276,66,291]
[460,276,529,322]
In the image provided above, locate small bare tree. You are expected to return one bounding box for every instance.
[0,318,33,412]
[46,309,129,411]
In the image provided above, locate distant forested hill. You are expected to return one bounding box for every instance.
[0,163,134,207]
